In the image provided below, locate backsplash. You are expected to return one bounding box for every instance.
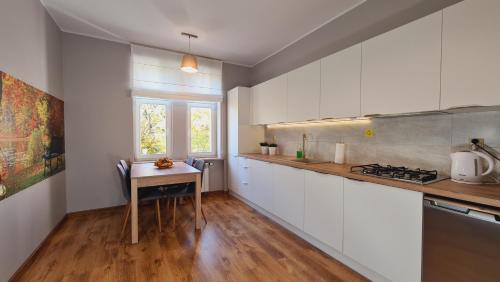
[265,111,500,177]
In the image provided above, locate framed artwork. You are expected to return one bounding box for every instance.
[0,71,65,201]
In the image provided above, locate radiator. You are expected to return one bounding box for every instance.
[202,164,210,192]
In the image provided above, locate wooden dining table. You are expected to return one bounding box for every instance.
[130,161,202,244]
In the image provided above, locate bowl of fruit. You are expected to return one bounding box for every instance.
[154,157,174,169]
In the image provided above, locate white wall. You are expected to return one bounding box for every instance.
[62,34,251,211]
[62,33,133,212]
[0,0,66,280]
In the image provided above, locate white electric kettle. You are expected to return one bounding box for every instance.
[450,150,494,184]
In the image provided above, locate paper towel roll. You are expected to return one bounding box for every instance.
[334,143,345,164]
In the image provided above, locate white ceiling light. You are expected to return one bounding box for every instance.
[180,32,199,73]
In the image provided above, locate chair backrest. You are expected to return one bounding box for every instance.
[117,163,131,201]
[185,156,195,166]
[193,159,205,181]
[119,160,129,175]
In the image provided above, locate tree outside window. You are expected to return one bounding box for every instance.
[134,98,170,160]
[190,106,212,153]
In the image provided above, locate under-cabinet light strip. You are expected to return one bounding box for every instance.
[266,117,371,128]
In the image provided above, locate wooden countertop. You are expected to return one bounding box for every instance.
[239,153,500,208]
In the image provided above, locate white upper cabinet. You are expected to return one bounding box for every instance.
[320,44,361,119]
[343,179,423,282]
[227,87,264,156]
[272,164,305,230]
[251,74,287,125]
[287,61,321,122]
[441,0,500,109]
[304,171,343,252]
[361,11,442,116]
[227,87,240,155]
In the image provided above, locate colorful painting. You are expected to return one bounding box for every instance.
[0,71,65,201]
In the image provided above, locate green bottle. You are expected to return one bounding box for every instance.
[296,144,303,159]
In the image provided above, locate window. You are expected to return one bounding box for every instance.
[188,103,217,156]
[133,98,171,160]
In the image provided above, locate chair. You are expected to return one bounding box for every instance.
[119,160,129,173]
[117,163,166,238]
[184,155,195,166]
[166,159,208,227]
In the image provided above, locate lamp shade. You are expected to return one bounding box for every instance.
[180,54,198,73]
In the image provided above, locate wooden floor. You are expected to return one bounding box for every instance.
[15,192,367,282]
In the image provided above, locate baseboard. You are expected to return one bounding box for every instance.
[9,214,68,282]
[228,191,389,282]
[67,204,126,218]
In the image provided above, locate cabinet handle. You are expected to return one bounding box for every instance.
[345,177,365,183]
[243,166,249,169]
[242,182,248,185]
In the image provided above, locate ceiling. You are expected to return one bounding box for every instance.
[41,0,365,66]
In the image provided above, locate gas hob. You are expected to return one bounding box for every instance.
[350,164,448,185]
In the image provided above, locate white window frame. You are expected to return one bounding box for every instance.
[133,97,172,161]
[187,102,217,157]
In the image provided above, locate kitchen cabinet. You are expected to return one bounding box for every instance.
[251,74,287,124]
[361,11,442,116]
[343,178,423,282]
[272,164,305,229]
[228,155,240,194]
[304,171,343,252]
[441,0,500,109]
[247,159,273,212]
[227,87,264,194]
[320,44,361,119]
[237,157,251,199]
[287,61,321,122]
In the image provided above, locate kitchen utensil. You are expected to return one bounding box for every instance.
[450,150,494,184]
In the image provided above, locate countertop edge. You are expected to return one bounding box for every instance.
[239,153,500,208]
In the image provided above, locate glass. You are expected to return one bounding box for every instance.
[190,107,212,153]
[139,103,167,154]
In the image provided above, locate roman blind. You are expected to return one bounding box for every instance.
[131,45,223,102]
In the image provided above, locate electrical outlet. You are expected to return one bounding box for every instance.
[469,137,485,147]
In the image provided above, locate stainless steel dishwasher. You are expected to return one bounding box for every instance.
[423,196,500,282]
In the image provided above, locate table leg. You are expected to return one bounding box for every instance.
[131,178,139,244]
[195,173,201,229]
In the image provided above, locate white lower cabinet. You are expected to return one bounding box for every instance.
[247,159,273,212]
[343,178,423,282]
[272,164,305,230]
[304,171,343,252]
[234,160,424,281]
[237,157,251,200]
[228,154,240,194]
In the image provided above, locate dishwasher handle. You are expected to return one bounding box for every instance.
[424,197,500,224]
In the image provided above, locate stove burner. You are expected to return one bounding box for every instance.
[350,164,444,184]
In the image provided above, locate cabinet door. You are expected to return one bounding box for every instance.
[227,88,239,155]
[320,44,361,119]
[441,0,500,109]
[248,159,273,211]
[343,179,422,282]
[227,154,240,195]
[304,171,343,252]
[250,83,265,125]
[287,61,321,122]
[238,157,251,200]
[272,164,305,229]
[252,74,287,124]
[361,12,442,115]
